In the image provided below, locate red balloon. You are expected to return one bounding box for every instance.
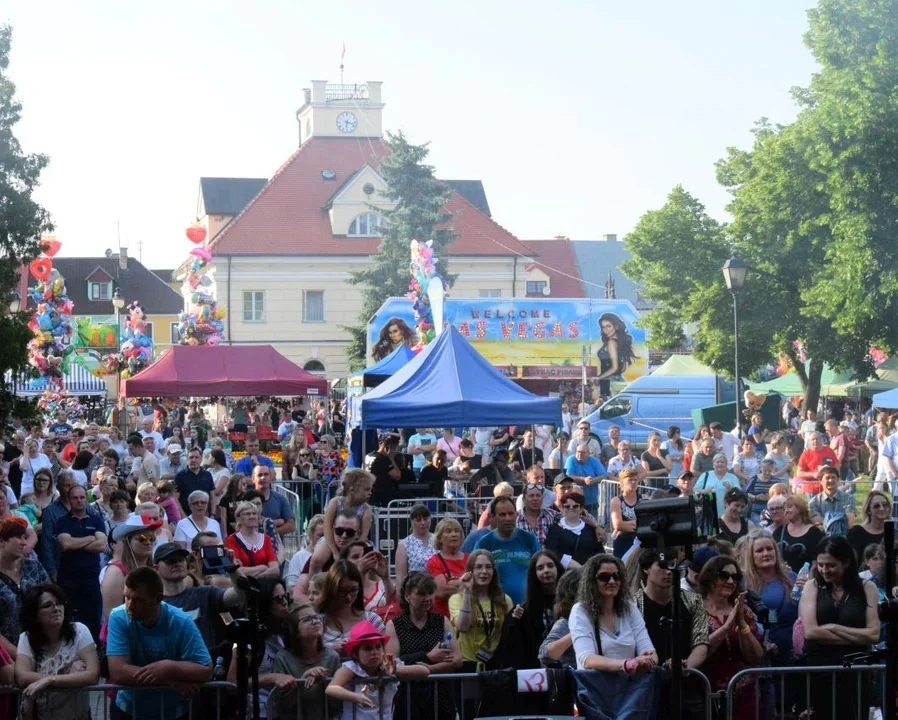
[41,238,62,257]
[186,225,207,245]
[30,258,52,281]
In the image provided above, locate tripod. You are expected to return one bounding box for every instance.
[231,576,264,720]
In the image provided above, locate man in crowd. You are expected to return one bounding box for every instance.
[472,451,516,492]
[564,443,607,517]
[474,495,540,605]
[55,484,107,639]
[47,411,73,445]
[296,511,361,596]
[567,420,602,458]
[128,432,159,486]
[39,469,83,581]
[160,444,185,477]
[251,464,295,536]
[3,430,25,497]
[515,483,560,546]
[234,436,274,477]
[407,428,437,480]
[809,466,856,536]
[175,448,216,517]
[107,567,212,720]
[365,434,402,506]
[515,465,556,511]
[511,431,544,471]
[799,409,819,448]
[600,425,622,466]
[139,416,166,451]
[710,422,738,468]
[795,431,839,494]
[825,418,848,476]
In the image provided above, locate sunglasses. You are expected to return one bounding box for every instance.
[596,571,622,583]
[562,503,581,510]
[132,533,156,544]
[717,570,742,583]
[299,452,311,457]
[272,592,291,605]
[334,527,357,538]
[524,483,543,492]
[871,503,891,510]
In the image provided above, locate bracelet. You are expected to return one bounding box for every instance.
[458,608,471,613]
[623,658,632,673]
[738,625,751,635]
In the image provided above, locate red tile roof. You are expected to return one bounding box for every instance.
[208,137,534,257]
[521,239,586,297]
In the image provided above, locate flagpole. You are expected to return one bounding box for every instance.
[340,42,345,84]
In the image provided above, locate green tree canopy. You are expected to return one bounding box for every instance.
[343,131,455,371]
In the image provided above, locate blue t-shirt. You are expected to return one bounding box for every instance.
[474,529,540,605]
[234,454,275,477]
[48,422,73,436]
[107,602,211,720]
[262,490,295,524]
[408,434,437,470]
[563,455,607,506]
[461,527,491,554]
[55,511,105,576]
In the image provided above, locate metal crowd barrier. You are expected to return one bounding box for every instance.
[596,477,672,529]
[273,479,326,557]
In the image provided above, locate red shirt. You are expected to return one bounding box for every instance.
[225,532,277,568]
[425,552,468,617]
[795,446,838,494]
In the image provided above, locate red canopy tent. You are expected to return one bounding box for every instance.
[121,345,328,398]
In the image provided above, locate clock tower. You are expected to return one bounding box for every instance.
[296,80,384,145]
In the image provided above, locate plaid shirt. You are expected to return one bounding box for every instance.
[516,508,561,546]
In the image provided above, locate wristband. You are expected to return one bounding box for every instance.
[623,658,632,673]
[738,625,751,635]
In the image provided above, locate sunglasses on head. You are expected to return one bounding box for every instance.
[596,571,622,583]
[524,483,543,492]
[717,569,742,583]
[334,527,356,538]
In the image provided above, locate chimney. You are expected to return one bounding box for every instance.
[118,247,128,270]
[602,233,618,242]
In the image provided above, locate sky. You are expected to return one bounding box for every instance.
[5,0,819,270]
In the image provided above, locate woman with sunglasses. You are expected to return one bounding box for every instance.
[846,490,891,562]
[319,559,386,656]
[101,514,163,623]
[698,555,763,720]
[545,489,604,569]
[271,600,341,718]
[14,584,99,720]
[282,426,309,481]
[569,554,657,676]
[799,536,879,720]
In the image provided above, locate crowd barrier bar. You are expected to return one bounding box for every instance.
[724,663,887,720]
[273,480,325,557]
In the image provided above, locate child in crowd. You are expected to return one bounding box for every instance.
[325,621,428,719]
[15,493,39,526]
[308,572,326,607]
[155,479,182,525]
[322,469,373,559]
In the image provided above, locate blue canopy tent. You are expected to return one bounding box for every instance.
[351,344,417,389]
[873,387,898,408]
[350,325,562,429]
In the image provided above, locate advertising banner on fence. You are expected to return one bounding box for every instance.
[367,297,647,382]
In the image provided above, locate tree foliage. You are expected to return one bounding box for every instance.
[0,25,53,423]
[343,131,455,371]
[624,0,898,412]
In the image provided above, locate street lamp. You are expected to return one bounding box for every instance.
[112,288,126,434]
[722,258,748,433]
[8,289,21,313]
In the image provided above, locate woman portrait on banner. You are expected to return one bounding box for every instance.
[595,313,638,397]
[371,317,415,362]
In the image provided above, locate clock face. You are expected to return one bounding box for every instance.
[336,112,358,134]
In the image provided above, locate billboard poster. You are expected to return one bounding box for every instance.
[367,297,647,382]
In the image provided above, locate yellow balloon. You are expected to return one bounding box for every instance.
[214,307,226,320]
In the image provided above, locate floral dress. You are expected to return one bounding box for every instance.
[401,533,436,572]
[317,450,346,490]
[705,607,762,720]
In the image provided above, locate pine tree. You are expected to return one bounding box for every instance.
[0,25,53,424]
[343,131,455,371]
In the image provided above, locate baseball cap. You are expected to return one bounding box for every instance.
[689,546,719,574]
[154,542,190,564]
[167,444,182,454]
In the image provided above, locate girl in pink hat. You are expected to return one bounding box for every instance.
[326,619,429,719]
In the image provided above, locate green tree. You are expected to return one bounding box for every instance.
[0,25,53,424]
[625,0,898,413]
[343,131,455,370]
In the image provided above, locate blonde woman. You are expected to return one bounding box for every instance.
[743,531,797,662]
[773,495,824,573]
[224,501,279,578]
[285,513,325,592]
[425,518,468,617]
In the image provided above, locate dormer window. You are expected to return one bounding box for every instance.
[347,212,385,237]
[89,281,112,300]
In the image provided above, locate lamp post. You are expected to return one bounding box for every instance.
[722,258,748,433]
[8,289,21,313]
[112,287,126,434]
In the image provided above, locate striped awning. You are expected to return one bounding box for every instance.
[4,364,108,397]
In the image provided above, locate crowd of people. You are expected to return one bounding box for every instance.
[0,399,893,719]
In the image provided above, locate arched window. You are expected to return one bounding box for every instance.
[303,359,326,376]
[347,212,385,237]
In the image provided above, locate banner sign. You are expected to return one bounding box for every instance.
[367,298,647,382]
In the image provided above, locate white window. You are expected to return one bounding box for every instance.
[478,289,501,298]
[347,212,384,237]
[89,282,111,300]
[243,291,265,322]
[170,322,180,344]
[303,291,324,323]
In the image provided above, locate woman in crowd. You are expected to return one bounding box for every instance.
[425,518,468,618]
[743,531,796,663]
[218,472,247,535]
[174,490,223,549]
[545,488,604,568]
[101,514,163,623]
[205,449,230,496]
[548,431,571,470]
[436,427,462,464]
[773,494,823,573]
[569,554,657,673]
[846,490,890,562]
[107,427,128,459]
[692,425,712,454]
[271,600,341,719]
[15,584,100,720]
[695,453,738,518]
[30,469,57,535]
[88,467,118,519]
[225,501,279,578]
[319,559,386,655]
[799,536,880,720]
[743,458,778,526]
[280,426,308,482]
[286,514,325,594]
[450,549,514,672]
[69,450,92,488]
[165,423,185,446]
[641,431,673,488]
[339,542,394,615]
[16,439,52,494]
[764,433,794,481]
[716,488,755,544]
[661,426,686,479]
[386,572,460,720]
[315,434,345,489]
[764,495,787,533]
[187,425,206,453]
[691,437,716,475]
[699,555,764,720]
[733,437,761,487]
[394,504,436,591]
[609,468,641,558]
[241,490,282,560]
[501,550,563,669]
[0,519,49,654]
[538,567,581,668]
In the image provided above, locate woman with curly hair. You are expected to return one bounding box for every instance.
[595,313,638,396]
[372,317,415,362]
[569,554,656,671]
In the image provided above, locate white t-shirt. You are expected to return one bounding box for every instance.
[71,468,88,487]
[20,453,52,495]
[17,621,94,720]
[339,659,403,720]
[285,548,313,589]
[714,433,739,467]
[173,516,222,546]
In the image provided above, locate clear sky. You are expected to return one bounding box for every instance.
[5,0,818,270]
